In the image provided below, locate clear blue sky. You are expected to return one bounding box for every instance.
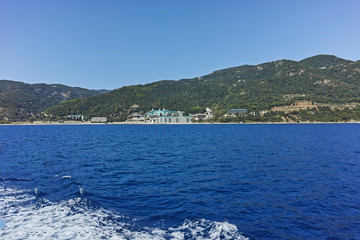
[1,0,360,90]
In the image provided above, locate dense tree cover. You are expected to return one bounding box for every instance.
[0,80,107,121]
[1,54,355,123]
[299,55,353,69]
[45,55,360,122]
[214,106,360,123]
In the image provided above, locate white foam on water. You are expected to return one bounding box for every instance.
[78,187,84,195]
[60,175,72,179]
[0,185,248,240]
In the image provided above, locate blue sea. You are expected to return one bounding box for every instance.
[0,124,360,239]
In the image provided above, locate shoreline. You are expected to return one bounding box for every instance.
[1,121,359,126]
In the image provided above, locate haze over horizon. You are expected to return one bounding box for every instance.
[1,0,360,90]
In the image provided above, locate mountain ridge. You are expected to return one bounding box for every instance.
[299,54,353,69]
[44,54,360,122]
[3,54,360,122]
[0,80,109,122]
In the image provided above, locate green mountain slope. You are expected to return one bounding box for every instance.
[46,55,360,122]
[0,80,108,121]
[299,54,352,69]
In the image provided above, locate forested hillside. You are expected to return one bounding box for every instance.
[44,55,360,122]
[0,80,107,122]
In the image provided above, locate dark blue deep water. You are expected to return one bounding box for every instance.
[1,124,360,239]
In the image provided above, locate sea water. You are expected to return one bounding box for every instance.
[0,124,359,239]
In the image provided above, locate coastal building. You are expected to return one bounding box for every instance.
[195,114,207,120]
[193,108,214,121]
[127,113,146,122]
[148,114,159,123]
[158,115,193,124]
[130,104,139,109]
[146,108,183,117]
[67,114,84,121]
[229,109,247,115]
[32,121,44,124]
[206,108,214,118]
[144,108,194,123]
[91,117,107,123]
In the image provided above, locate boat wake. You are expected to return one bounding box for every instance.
[0,185,248,239]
